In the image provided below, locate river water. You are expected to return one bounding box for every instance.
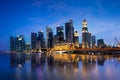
[0,53,120,80]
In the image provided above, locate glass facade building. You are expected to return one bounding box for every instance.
[65,19,74,43]
[31,32,37,50]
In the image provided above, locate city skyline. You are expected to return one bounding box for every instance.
[1,0,120,50]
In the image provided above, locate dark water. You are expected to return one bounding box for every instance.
[0,53,120,80]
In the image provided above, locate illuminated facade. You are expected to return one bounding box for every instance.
[74,31,79,47]
[82,20,91,48]
[52,43,74,50]
[65,19,74,43]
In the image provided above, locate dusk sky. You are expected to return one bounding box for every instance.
[0,0,120,51]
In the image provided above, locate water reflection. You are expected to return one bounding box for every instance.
[9,53,120,80]
[97,56,106,66]
[82,55,96,73]
[10,53,26,68]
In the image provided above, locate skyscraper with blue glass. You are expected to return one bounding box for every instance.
[65,19,74,43]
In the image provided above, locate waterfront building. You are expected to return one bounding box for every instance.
[15,35,25,52]
[53,35,59,46]
[79,43,82,48]
[10,36,15,52]
[46,26,53,49]
[36,40,41,49]
[88,32,92,48]
[92,35,96,48]
[52,43,74,51]
[38,31,44,40]
[25,43,30,51]
[31,32,37,50]
[56,25,64,43]
[65,19,74,43]
[41,38,46,48]
[37,31,46,48]
[82,20,91,48]
[74,31,79,47]
[97,39,105,48]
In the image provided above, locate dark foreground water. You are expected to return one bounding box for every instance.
[0,53,120,80]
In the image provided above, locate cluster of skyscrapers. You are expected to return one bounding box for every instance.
[82,20,105,48]
[31,31,46,50]
[10,19,106,52]
[10,35,29,52]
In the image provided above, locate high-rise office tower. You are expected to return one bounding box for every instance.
[88,32,92,48]
[15,35,25,52]
[31,32,37,50]
[53,35,59,46]
[74,31,79,47]
[38,31,44,39]
[56,25,64,43]
[92,35,96,48]
[36,40,41,49]
[46,26,53,49]
[65,19,74,43]
[37,31,46,48]
[97,39,105,48]
[10,36,15,52]
[41,38,46,48]
[82,20,91,48]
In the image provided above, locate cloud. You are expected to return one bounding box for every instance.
[32,1,43,7]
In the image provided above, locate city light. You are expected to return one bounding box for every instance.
[1,0,120,80]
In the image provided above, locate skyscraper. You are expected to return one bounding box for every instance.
[15,35,25,52]
[10,35,25,52]
[88,32,92,48]
[53,35,59,46]
[97,39,105,48]
[82,20,91,48]
[25,43,30,51]
[65,19,74,43]
[10,36,15,52]
[38,31,44,39]
[74,31,79,47]
[56,25,64,43]
[37,31,46,48]
[92,35,96,48]
[46,26,53,49]
[31,32,37,50]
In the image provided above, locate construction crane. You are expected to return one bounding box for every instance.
[115,37,120,48]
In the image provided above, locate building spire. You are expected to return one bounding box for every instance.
[82,19,87,27]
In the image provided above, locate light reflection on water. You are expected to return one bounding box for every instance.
[0,53,120,80]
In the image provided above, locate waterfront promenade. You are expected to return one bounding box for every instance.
[50,48,120,53]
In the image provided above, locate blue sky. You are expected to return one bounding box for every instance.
[0,0,120,50]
